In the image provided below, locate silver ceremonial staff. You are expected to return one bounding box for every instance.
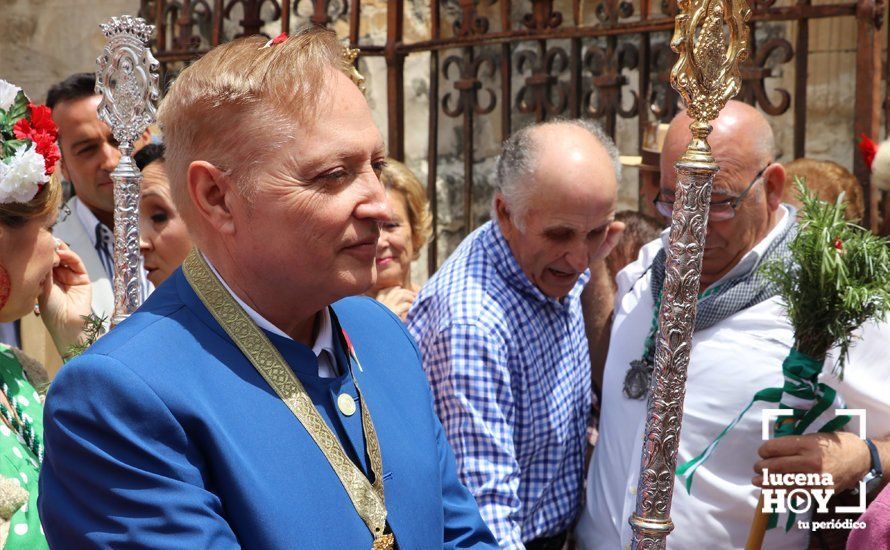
[96,15,160,326]
[628,0,750,547]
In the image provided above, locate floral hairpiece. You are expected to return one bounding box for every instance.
[0,79,60,204]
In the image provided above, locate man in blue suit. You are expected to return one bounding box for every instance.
[38,27,497,549]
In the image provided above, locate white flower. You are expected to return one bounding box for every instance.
[0,79,21,111]
[0,143,48,204]
[873,140,890,192]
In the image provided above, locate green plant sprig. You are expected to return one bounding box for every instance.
[64,313,108,360]
[762,177,890,377]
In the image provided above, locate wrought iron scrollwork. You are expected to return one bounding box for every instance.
[452,0,491,37]
[585,41,640,120]
[223,0,282,38]
[649,41,681,121]
[163,0,212,50]
[739,38,794,116]
[442,53,498,117]
[522,0,563,31]
[515,47,570,121]
[594,0,636,23]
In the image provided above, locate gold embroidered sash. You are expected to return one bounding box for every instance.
[182,249,393,549]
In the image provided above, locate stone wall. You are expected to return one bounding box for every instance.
[0,0,141,103]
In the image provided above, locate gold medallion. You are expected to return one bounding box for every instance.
[338,392,357,416]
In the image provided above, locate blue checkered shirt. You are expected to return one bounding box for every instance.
[407,221,592,549]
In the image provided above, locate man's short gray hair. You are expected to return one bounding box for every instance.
[493,118,621,224]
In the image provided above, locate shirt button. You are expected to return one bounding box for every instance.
[629,486,637,496]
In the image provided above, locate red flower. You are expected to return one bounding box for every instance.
[834,238,843,250]
[271,32,288,46]
[28,103,57,137]
[858,134,878,171]
[12,103,61,175]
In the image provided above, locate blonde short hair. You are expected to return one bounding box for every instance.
[380,159,432,259]
[157,26,362,217]
[0,174,62,229]
[783,158,864,221]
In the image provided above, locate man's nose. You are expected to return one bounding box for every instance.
[99,142,121,172]
[566,243,590,273]
[354,172,391,224]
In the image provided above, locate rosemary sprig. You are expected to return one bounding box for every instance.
[64,313,108,360]
[761,177,890,378]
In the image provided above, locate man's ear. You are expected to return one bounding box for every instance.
[188,161,238,236]
[60,155,70,184]
[493,194,516,240]
[763,163,786,211]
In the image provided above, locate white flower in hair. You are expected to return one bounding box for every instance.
[0,143,48,204]
[872,140,890,192]
[0,79,21,111]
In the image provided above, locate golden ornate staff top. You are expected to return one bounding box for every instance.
[628,0,751,547]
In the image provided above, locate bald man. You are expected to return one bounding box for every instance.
[407,120,624,549]
[575,101,813,549]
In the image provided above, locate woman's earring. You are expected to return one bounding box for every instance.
[33,303,40,317]
[0,265,9,312]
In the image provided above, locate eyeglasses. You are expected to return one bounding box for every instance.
[653,163,771,222]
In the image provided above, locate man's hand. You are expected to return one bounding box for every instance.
[753,432,871,492]
[591,221,626,263]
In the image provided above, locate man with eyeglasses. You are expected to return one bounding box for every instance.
[575,100,810,549]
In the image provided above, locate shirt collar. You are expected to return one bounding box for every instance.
[74,197,107,247]
[659,204,791,287]
[202,253,334,359]
[482,221,590,308]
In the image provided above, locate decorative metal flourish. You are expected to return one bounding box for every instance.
[515,47,570,121]
[584,41,640,120]
[223,0,282,38]
[442,53,498,118]
[522,0,563,30]
[452,0,491,37]
[670,0,750,122]
[629,0,750,547]
[739,38,794,115]
[96,15,160,326]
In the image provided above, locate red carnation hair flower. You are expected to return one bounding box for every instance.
[12,103,61,175]
[858,134,878,171]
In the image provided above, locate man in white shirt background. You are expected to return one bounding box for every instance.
[47,73,152,322]
[575,100,821,549]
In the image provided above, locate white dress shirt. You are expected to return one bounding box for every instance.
[824,320,890,440]
[74,198,153,301]
[576,206,826,550]
[205,256,337,378]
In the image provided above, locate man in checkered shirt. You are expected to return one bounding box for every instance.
[407,120,624,549]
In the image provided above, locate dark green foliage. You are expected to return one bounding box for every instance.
[762,178,890,377]
[65,313,108,359]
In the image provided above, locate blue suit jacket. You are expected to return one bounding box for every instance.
[38,269,497,549]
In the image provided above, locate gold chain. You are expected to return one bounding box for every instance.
[183,249,392,549]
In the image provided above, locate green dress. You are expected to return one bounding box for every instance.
[0,345,47,550]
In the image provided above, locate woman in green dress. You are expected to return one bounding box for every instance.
[0,80,92,548]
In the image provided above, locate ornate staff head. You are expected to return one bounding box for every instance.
[96,15,159,325]
[670,0,751,163]
[628,0,750,547]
